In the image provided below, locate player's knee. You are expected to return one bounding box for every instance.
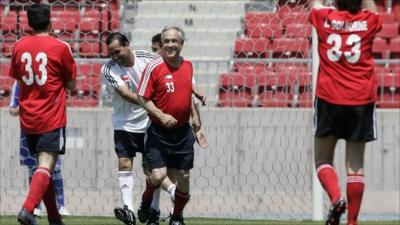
[152,170,167,183]
[118,158,133,171]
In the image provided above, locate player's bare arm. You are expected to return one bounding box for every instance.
[192,86,206,106]
[138,96,178,128]
[116,84,141,105]
[362,0,377,12]
[311,0,325,8]
[190,100,201,132]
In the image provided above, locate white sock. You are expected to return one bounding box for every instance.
[167,184,176,202]
[150,187,161,211]
[118,171,134,211]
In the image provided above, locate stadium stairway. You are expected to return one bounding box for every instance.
[125,0,247,105]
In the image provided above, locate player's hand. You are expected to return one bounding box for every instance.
[195,130,209,149]
[9,107,19,117]
[191,116,201,132]
[161,114,178,128]
[200,95,207,106]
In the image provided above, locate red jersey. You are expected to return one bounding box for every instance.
[138,57,193,128]
[309,7,382,105]
[9,35,76,134]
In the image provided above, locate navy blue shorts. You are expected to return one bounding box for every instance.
[25,127,66,155]
[145,122,195,170]
[313,97,377,142]
[114,130,145,158]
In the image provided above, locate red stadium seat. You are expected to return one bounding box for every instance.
[258,91,290,107]
[374,0,386,12]
[376,72,400,108]
[2,41,14,57]
[280,12,308,26]
[245,12,281,26]
[218,92,254,107]
[219,72,256,89]
[378,12,395,23]
[79,41,101,57]
[389,37,400,58]
[234,37,271,58]
[372,38,388,59]
[0,63,13,98]
[270,38,309,58]
[246,23,283,39]
[376,23,399,39]
[233,62,269,75]
[1,11,18,34]
[285,23,312,38]
[257,71,287,89]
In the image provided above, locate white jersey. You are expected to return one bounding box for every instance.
[102,50,159,133]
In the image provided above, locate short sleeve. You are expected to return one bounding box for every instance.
[61,44,77,81]
[102,63,125,89]
[309,9,319,27]
[9,81,20,107]
[8,47,18,79]
[137,63,156,99]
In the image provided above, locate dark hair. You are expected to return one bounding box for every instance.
[27,3,50,31]
[106,32,130,46]
[151,33,161,44]
[336,0,362,14]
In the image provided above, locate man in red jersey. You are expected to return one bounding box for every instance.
[136,26,208,225]
[9,3,76,225]
[310,0,380,225]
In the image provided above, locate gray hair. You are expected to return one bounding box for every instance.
[161,26,185,44]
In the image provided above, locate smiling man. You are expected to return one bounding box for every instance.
[137,26,208,225]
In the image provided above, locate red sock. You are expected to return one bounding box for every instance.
[347,174,365,225]
[23,167,52,213]
[142,177,159,203]
[43,180,61,221]
[316,163,341,204]
[172,189,190,218]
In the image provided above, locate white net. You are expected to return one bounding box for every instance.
[0,0,399,222]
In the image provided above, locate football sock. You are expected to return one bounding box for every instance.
[118,171,134,211]
[42,180,61,221]
[172,189,190,219]
[52,167,64,208]
[23,167,52,213]
[316,163,341,203]
[142,177,159,204]
[167,183,176,202]
[347,174,365,225]
[150,188,161,211]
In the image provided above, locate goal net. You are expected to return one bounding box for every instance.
[1,0,399,221]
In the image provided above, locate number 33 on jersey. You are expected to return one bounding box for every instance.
[309,7,382,105]
[8,35,76,134]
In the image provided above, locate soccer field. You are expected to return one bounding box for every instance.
[0,216,399,225]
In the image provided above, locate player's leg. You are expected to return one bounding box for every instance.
[313,98,346,225]
[138,124,168,223]
[345,102,376,225]
[162,176,176,202]
[142,154,162,225]
[168,169,190,225]
[52,158,70,216]
[113,130,143,225]
[315,135,341,204]
[346,141,365,225]
[19,128,64,225]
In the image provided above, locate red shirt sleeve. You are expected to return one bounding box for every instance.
[8,45,19,79]
[61,44,77,81]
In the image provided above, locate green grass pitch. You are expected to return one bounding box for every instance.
[0,216,399,225]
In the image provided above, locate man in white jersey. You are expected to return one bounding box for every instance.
[102,32,174,225]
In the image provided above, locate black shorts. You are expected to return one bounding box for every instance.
[25,127,66,155]
[114,130,145,158]
[313,97,377,142]
[144,122,195,170]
